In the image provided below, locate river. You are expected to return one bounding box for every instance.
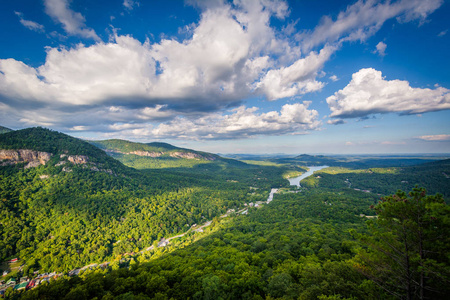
[288,165,329,187]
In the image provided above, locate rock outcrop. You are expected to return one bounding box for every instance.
[169,151,216,161]
[0,149,52,168]
[103,148,217,161]
[129,151,163,157]
[67,155,89,164]
[58,154,114,175]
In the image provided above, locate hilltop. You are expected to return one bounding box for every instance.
[0,125,12,134]
[0,127,125,172]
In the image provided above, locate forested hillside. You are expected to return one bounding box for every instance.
[91,139,224,169]
[0,126,12,134]
[0,128,289,275]
[12,188,382,299]
[16,187,450,300]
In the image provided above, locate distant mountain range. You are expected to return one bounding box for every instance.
[290,153,448,168]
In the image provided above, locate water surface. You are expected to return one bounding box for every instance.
[288,166,328,187]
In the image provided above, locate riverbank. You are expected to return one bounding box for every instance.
[288,166,329,187]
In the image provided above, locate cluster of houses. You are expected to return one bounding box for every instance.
[0,261,113,297]
[0,272,62,297]
[0,236,184,297]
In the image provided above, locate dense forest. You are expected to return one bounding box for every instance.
[10,187,450,300]
[1,127,449,299]
[0,128,288,275]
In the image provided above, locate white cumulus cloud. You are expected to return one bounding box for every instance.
[327,68,450,119]
[329,75,339,82]
[327,119,346,125]
[115,102,321,140]
[256,46,335,100]
[0,0,316,115]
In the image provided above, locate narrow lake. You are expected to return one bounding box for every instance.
[288,165,329,187]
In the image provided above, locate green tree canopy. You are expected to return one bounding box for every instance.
[354,187,450,299]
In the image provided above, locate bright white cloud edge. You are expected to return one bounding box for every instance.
[327,68,450,119]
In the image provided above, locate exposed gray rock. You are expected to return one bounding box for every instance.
[0,149,52,168]
[67,155,89,164]
[129,150,163,157]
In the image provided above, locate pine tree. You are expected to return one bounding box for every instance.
[354,187,450,299]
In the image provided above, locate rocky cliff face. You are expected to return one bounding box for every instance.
[127,150,215,161]
[0,149,115,175]
[58,154,114,175]
[0,149,52,168]
[104,148,217,161]
[67,155,89,164]
[129,150,163,158]
[169,151,216,161]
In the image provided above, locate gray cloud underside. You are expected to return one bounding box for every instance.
[100,102,321,140]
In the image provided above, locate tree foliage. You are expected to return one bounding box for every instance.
[0,128,288,274]
[17,189,384,300]
[354,187,450,299]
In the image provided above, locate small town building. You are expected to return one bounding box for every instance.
[14,281,28,291]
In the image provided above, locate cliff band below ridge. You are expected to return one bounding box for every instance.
[0,150,115,175]
[0,149,52,168]
[106,149,217,161]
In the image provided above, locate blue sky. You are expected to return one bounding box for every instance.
[0,0,449,154]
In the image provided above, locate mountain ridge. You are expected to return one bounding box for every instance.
[90,139,233,169]
[91,139,219,160]
[0,125,12,134]
[0,127,127,172]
